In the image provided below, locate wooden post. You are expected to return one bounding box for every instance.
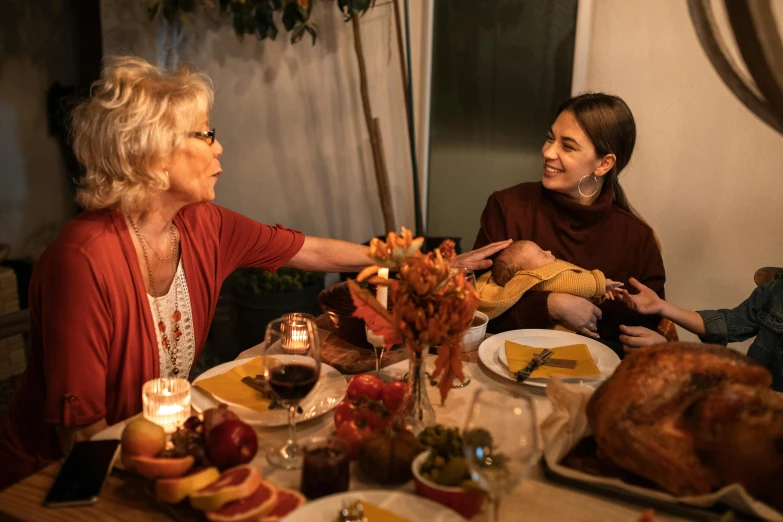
[351,15,396,234]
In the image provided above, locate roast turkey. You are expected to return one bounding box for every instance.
[586,342,783,509]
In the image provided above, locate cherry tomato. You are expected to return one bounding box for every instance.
[381,381,409,413]
[346,374,384,401]
[334,399,372,428]
[335,419,372,459]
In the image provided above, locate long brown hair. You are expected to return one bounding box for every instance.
[557,93,637,215]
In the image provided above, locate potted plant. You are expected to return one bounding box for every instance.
[228,267,325,349]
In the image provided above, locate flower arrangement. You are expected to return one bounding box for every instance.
[347,228,479,403]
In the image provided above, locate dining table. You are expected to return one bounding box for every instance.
[0,324,699,522]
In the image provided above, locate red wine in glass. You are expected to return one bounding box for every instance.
[268,364,318,402]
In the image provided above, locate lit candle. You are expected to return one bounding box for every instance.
[142,378,191,433]
[282,321,310,354]
[376,268,389,309]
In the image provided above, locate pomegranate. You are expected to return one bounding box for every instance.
[203,404,240,441]
[207,419,258,469]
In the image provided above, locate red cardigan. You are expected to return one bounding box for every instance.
[0,203,304,488]
[474,182,666,343]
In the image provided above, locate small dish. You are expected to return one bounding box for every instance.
[460,311,488,353]
[411,451,486,519]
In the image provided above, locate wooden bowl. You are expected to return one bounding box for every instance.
[318,281,373,349]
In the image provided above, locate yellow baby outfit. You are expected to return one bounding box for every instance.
[477,259,606,320]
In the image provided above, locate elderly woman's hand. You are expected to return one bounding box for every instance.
[619,325,667,354]
[547,293,602,339]
[453,239,512,271]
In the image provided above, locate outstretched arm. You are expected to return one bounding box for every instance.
[622,277,706,336]
[286,236,370,272]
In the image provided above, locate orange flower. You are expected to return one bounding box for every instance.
[368,227,424,269]
[438,239,456,263]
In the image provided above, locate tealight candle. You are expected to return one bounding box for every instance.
[376,268,389,309]
[142,377,191,433]
[282,320,310,354]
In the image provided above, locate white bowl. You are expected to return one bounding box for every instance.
[461,311,488,353]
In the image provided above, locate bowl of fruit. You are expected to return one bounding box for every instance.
[411,425,486,519]
[118,405,306,521]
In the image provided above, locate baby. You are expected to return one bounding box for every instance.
[477,240,623,320]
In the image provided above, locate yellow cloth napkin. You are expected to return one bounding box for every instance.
[504,341,601,378]
[332,501,411,522]
[194,357,273,413]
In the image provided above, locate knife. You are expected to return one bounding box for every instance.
[516,349,555,383]
[241,376,270,395]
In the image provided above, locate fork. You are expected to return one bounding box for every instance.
[515,349,555,383]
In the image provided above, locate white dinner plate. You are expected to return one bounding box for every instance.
[281,490,468,522]
[478,329,620,388]
[192,355,347,427]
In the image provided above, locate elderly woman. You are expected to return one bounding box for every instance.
[474,93,666,350]
[0,56,506,488]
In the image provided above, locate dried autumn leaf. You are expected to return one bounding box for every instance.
[366,275,394,287]
[432,337,465,404]
[347,279,403,349]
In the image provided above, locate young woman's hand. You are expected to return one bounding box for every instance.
[621,277,664,315]
[619,325,667,354]
[548,293,602,339]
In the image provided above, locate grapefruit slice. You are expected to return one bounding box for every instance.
[260,488,306,522]
[190,464,263,512]
[123,455,195,480]
[206,480,278,522]
[155,467,221,503]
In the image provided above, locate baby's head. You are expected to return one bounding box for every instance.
[491,240,556,286]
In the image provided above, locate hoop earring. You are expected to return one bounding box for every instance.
[578,174,601,198]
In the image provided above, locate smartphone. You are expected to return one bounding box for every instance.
[44,439,121,508]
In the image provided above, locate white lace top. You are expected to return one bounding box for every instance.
[147,259,196,378]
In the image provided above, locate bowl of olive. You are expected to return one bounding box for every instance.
[411,425,486,519]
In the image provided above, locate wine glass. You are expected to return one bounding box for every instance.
[365,325,386,379]
[462,388,539,522]
[262,313,321,470]
[452,267,477,290]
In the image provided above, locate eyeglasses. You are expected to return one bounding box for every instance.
[189,128,216,145]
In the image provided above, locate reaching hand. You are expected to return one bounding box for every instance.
[548,293,603,339]
[603,279,624,301]
[621,277,664,315]
[619,324,667,354]
[453,239,512,271]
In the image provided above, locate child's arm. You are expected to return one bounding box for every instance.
[622,278,706,336]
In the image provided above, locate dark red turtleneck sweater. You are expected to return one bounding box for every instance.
[474,182,665,347]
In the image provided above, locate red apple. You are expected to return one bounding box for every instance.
[206,419,258,469]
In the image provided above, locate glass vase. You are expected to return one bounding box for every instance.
[402,348,436,434]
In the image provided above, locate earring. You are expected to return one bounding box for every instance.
[578,174,601,198]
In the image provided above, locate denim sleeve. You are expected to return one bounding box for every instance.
[697,285,768,345]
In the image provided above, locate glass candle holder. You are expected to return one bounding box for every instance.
[281,313,317,355]
[142,377,191,433]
